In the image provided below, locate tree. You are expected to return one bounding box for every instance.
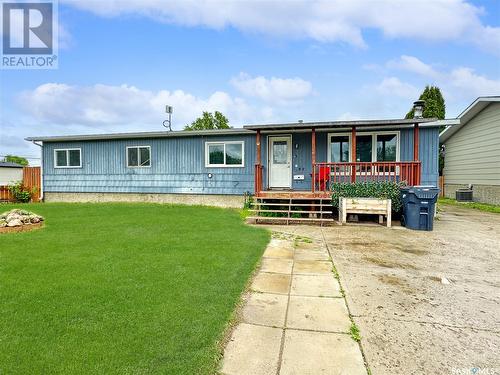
[184,111,231,131]
[405,85,445,120]
[2,155,28,166]
[405,85,446,176]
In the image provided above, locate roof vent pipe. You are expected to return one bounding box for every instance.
[298,120,303,123]
[413,100,425,118]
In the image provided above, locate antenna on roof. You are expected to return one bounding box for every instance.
[163,105,173,131]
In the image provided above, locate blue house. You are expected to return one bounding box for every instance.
[26,113,448,209]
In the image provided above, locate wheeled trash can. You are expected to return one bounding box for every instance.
[400,186,440,231]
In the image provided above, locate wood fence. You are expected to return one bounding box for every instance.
[439,176,444,197]
[0,166,41,202]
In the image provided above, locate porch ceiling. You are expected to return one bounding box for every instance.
[243,118,438,132]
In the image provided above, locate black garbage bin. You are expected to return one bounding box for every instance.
[400,186,440,231]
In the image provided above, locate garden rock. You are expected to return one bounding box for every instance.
[0,209,44,228]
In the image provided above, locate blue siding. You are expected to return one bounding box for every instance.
[43,134,256,195]
[42,127,439,195]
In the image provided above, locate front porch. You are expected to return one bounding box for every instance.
[250,120,424,197]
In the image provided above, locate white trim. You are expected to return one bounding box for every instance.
[54,148,82,168]
[126,145,152,168]
[205,141,245,168]
[327,132,352,162]
[268,135,292,189]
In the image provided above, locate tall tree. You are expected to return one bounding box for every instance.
[405,85,445,120]
[2,155,28,166]
[184,111,231,131]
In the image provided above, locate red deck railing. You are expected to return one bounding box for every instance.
[312,161,421,192]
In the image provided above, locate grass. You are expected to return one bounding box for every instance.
[438,197,500,214]
[349,322,361,342]
[0,203,270,374]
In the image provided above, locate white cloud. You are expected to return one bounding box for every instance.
[383,55,500,100]
[387,55,440,79]
[18,83,264,129]
[448,67,500,97]
[230,73,313,104]
[374,77,419,99]
[66,0,500,53]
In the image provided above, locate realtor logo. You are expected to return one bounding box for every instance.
[2,1,58,69]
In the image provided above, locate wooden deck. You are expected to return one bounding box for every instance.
[255,190,332,199]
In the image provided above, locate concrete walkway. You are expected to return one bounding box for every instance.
[221,233,367,375]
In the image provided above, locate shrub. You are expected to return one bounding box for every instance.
[8,181,33,203]
[331,181,407,212]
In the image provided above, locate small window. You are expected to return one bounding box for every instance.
[206,142,244,167]
[127,146,151,167]
[54,148,81,168]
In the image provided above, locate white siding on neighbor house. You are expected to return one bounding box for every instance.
[0,167,23,185]
[443,102,500,186]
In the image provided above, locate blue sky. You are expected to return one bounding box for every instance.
[1,0,499,161]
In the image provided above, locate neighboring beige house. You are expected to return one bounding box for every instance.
[0,161,24,185]
[440,97,500,204]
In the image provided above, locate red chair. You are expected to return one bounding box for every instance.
[314,166,331,191]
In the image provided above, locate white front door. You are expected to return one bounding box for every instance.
[269,136,292,188]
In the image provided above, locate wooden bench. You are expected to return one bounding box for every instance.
[339,197,392,227]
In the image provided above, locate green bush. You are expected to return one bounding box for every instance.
[331,181,407,212]
[7,181,33,203]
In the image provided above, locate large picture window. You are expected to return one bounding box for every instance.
[328,132,399,165]
[127,146,151,167]
[205,141,244,167]
[54,148,81,168]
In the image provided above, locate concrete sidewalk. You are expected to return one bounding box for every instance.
[221,234,367,375]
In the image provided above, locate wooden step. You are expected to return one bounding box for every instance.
[246,216,334,222]
[249,209,333,214]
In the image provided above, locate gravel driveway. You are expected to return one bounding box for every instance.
[268,204,500,375]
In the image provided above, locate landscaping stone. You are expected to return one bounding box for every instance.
[0,209,44,229]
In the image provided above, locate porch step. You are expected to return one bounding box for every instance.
[246,216,335,224]
[249,195,335,226]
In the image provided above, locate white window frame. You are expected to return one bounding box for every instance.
[327,131,400,163]
[126,146,151,168]
[54,148,82,169]
[327,131,400,175]
[205,141,245,168]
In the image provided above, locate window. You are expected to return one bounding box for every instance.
[355,135,372,162]
[206,141,244,167]
[376,134,397,162]
[127,146,151,167]
[272,141,288,164]
[54,148,81,168]
[330,136,349,162]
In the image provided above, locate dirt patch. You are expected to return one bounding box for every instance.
[0,222,44,234]
[364,256,419,270]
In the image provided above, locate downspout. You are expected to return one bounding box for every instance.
[32,141,43,201]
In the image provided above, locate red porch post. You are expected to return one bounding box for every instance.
[311,127,316,192]
[413,123,421,185]
[351,126,356,183]
[413,123,419,161]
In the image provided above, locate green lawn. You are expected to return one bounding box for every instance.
[0,203,269,374]
[438,197,500,214]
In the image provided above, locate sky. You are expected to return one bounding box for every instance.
[1,0,499,164]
